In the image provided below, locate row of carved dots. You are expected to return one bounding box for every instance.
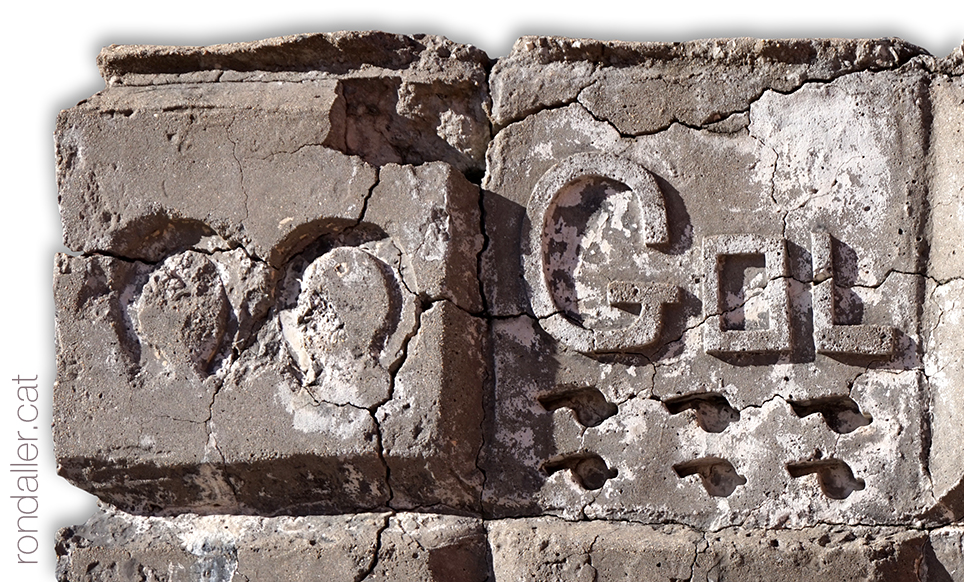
[539,387,872,435]
[672,456,865,499]
[537,388,868,498]
[543,452,865,500]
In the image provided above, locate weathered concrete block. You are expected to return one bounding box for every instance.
[376,300,487,511]
[487,518,701,581]
[58,509,962,582]
[52,32,964,581]
[56,31,490,266]
[481,36,964,529]
[54,33,488,516]
[488,37,924,131]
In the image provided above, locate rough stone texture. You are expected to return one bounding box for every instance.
[54,37,488,514]
[376,300,487,512]
[925,74,964,522]
[488,518,957,582]
[53,32,964,580]
[56,31,490,266]
[366,162,485,314]
[56,506,488,582]
[930,527,964,581]
[489,37,926,131]
[482,48,938,528]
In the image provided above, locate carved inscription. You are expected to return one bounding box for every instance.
[524,156,906,361]
[522,152,680,354]
[501,151,912,515]
[702,235,791,355]
[810,231,898,357]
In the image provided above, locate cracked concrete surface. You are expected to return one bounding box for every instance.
[53,32,964,580]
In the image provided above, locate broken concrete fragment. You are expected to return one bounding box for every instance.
[936,39,964,75]
[56,32,491,264]
[96,31,491,172]
[929,527,964,580]
[54,31,491,516]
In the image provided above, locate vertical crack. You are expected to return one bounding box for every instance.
[357,167,380,226]
[689,531,706,582]
[370,410,395,510]
[204,380,226,463]
[476,183,491,315]
[475,180,491,515]
[586,534,600,582]
[356,514,391,582]
[225,113,248,223]
[371,295,424,510]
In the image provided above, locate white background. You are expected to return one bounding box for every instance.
[0,1,961,580]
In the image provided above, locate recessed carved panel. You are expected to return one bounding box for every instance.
[134,251,230,374]
[279,246,402,408]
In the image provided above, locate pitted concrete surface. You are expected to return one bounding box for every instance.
[53,32,964,580]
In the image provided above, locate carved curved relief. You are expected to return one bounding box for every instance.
[279,245,413,409]
[134,251,230,374]
[522,152,680,353]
